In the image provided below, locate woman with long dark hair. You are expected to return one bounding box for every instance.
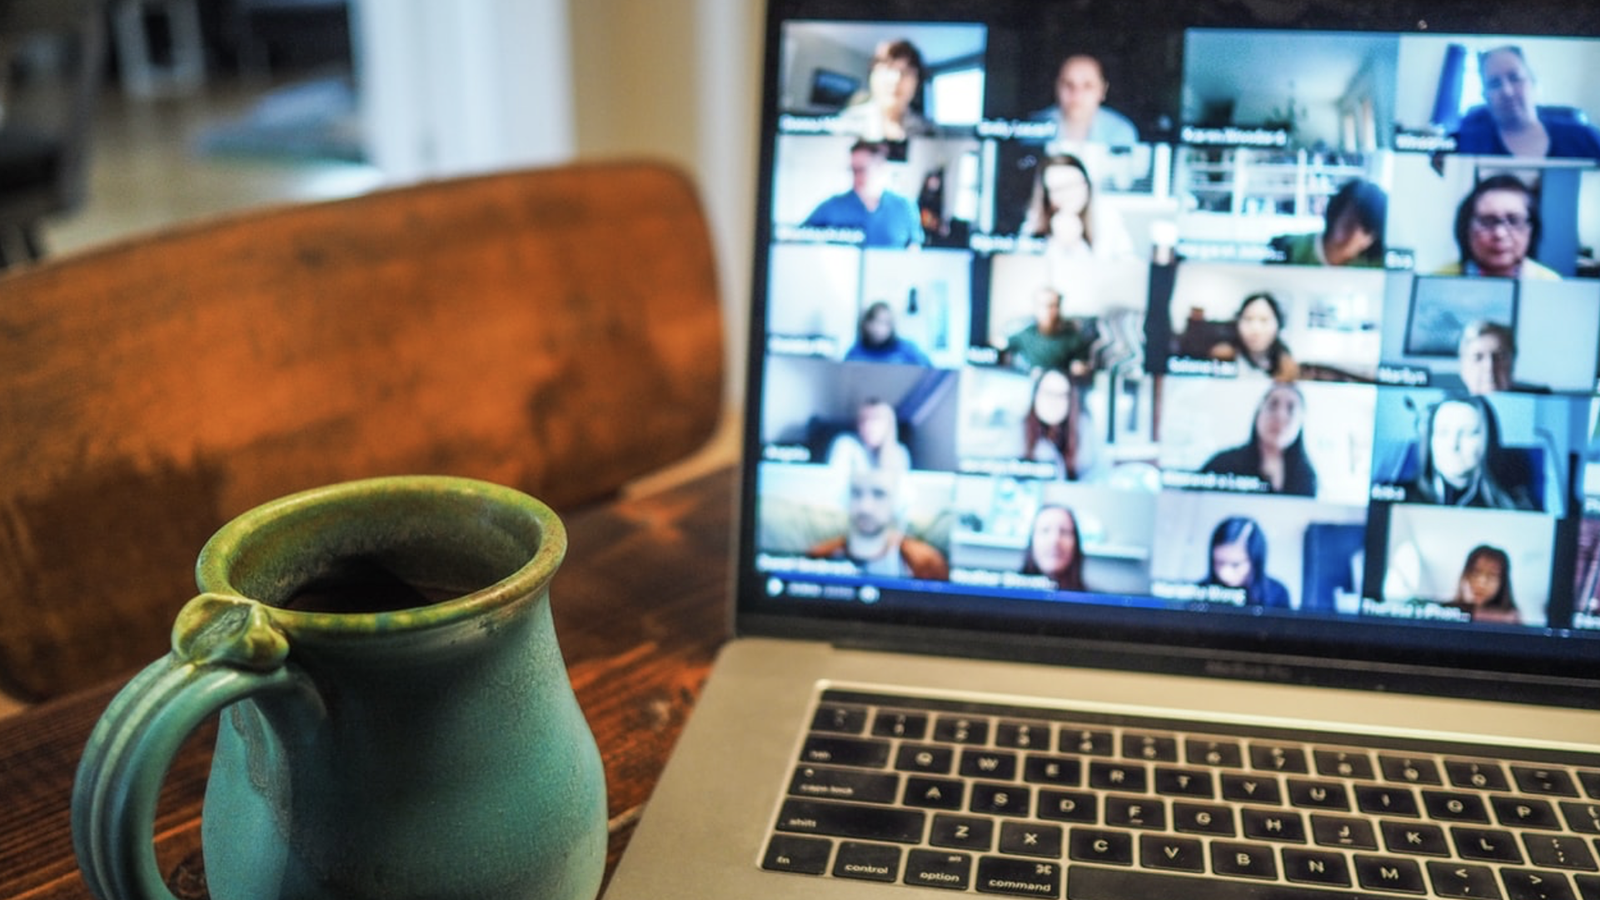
[1407,394,1535,509]
[1021,504,1087,592]
[1022,368,1084,480]
[1209,292,1298,380]
[1449,544,1521,624]
[1200,382,1318,496]
[1201,516,1290,608]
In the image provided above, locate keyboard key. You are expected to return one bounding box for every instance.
[903,776,964,810]
[1252,743,1310,773]
[789,765,900,804]
[1282,848,1352,887]
[1187,738,1244,768]
[1354,854,1426,894]
[1454,826,1525,863]
[1563,801,1600,834]
[1379,755,1442,786]
[1424,790,1492,823]
[1577,874,1600,900]
[1070,828,1134,865]
[775,798,925,843]
[833,840,900,882]
[1315,749,1376,780]
[971,783,1031,817]
[1069,865,1406,900]
[801,735,891,768]
[976,855,1062,897]
[873,710,928,740]
[934,715,990,745]
[1060,727,1114,756]
[1581,772,1600,799]
[961,749,1020,781]
[1088,761,1148,793]
[1037,789,1097,823]
[1495,796,1564,830]
[812,704,868,734]
[1502,868,1577,900]
[1426,861,1502,899]
[1356,784,1420,817]
[930,814,993,851]
[762,834,832,874]
[1140,834,1204,872]
[1154,767,1213,798]
[1311,814,1379,850]
[1287,779,1349,811]
[1221,773,1283,806]
[1212,840,1277,879]
[1123,732,1178,762]
[904,849,972,892]
[1173,801,1234,836]
[1514,766,1582,797]
[1024,755,1082,786]
[1524,834,1599,871]
[896,743,955,774]
[996,721,1051,750]
[1105,795,1166,830]
[1242,808,1306,843]
[1381,820,1450,856]
[999,820,1063,858]
[1447,759,1512,791]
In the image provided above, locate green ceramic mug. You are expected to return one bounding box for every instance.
[72,476,607,900]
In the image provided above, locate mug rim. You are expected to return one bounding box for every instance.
[194,475,566,635]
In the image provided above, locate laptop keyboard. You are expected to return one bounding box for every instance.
[761,687,1600,899]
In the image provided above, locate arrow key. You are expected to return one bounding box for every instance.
[1503,868,1578,900]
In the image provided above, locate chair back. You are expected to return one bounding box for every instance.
[0,161,725,700]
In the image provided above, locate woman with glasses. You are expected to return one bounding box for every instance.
[1436,174,1559,280]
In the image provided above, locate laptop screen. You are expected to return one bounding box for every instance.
[737,0,1600,701]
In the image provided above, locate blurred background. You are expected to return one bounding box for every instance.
[14,0,761,406]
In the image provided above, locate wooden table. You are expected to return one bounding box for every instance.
[0,466,736,900]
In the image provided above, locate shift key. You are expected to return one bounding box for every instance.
[776,798,926,843]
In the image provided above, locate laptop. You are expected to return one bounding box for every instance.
[606,1,1600,898]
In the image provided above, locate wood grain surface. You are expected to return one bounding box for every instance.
[0,466,736,900]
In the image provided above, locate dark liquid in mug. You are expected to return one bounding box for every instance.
[281,556,468,614]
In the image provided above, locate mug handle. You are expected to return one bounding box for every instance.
[72,593,303,900]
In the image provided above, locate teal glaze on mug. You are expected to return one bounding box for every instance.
[71,476,607,900]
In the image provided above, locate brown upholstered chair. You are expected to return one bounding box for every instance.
[0,161,724,702]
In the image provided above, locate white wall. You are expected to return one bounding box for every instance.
[354,0,762,407]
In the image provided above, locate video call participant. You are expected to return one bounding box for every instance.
[1000,286,1093,376]
[1020,153,1133,261]
[1209,292,1299,381]
[1446,544,1522,624]
[826,397,912,473]
[844,301,931,365]
[1200,381,1318,497]
[1268,179,1388,268]
[1456,320,1546,395]
[1021,504,1087,591]
[1405,394,1535,510]
[1201,516,1291,609]
[1030,54,1138,146]
[1023,368,1099,481]
[1437,174,1557,280]
[1453,46,1600,162]
[837,39,931,143]
[801,140,925,248]
[806,465,949,579]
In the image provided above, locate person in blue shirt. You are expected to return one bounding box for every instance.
[1452,46,1600,162]
[801,140,925,248]
[1030,54,1139,146]
[843,301,931,365]
[1201,517,1291,609]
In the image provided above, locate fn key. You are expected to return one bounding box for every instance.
[763,835,832,875]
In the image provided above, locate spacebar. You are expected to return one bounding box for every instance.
[1069,867,1389,900]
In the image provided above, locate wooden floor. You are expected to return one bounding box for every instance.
[3,77,741,719]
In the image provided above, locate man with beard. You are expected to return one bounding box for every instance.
[806,466,948,579]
